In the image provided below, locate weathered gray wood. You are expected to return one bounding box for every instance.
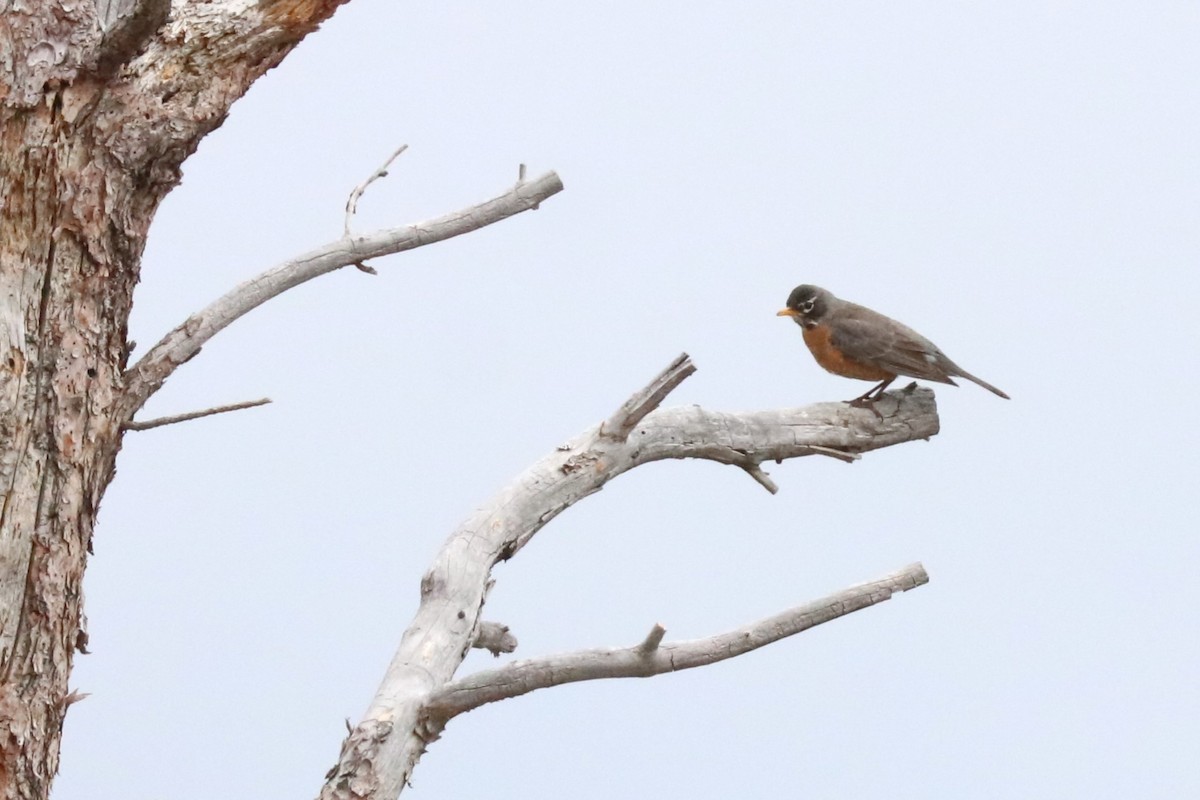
[471,622,518,657]
[601,352,696,441]
[426,563,929,719]
[120,171,564,421]
[317,356,939,799]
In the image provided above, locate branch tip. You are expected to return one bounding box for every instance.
[807,444,859,463]
[898,562,929,589]
[741,463,778,494]
[472,621,518,657]
[602,353,696,442]
[344,144,410,237]
[638,624,667,653]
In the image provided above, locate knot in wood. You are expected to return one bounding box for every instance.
[559,451,598,475]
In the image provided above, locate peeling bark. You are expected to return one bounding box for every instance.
[0,90,143,800]
[0,1,355,796]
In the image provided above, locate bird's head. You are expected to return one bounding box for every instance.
[776,285,831,328]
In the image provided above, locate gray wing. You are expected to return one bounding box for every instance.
[828,305,959,385]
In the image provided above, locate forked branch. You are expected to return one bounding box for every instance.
[317,354,939,800]
[600,353,696,442]
[425,563,928,721]
[119,171,563,421]
[344,144,409,237]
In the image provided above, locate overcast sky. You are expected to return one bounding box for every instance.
[57,2,1199,798]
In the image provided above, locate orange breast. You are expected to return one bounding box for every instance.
[802,324,894,381]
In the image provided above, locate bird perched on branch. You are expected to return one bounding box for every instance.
[777,284,1009,407]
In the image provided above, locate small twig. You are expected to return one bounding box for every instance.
[773,445,861,466]
[637,624,667,654]
[805,445,860,463]
[601,353,696,442]
[472,622,518,657]
[61,689,91,709]
[124,398,272,431]
[344,144,409,237]
[740,463,779,494]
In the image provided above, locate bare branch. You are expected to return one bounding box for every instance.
[803,444,860,464]
[344,144,409,237]
[740,462,779,494]
[61,689,91,710]
[600,353,697,442]
[317,354,939,800]
[426,563,929,720]
[471,622,518,657]
[123,398,271,431]
[637,624,667,654]
[119,170,564,421]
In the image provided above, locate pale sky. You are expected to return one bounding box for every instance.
[59,2,1199,798]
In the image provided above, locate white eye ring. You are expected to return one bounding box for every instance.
[800,299,815,313]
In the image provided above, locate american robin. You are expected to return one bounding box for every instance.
[777,285,1009,406]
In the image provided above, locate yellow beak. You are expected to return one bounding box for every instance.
[776,308,800,318]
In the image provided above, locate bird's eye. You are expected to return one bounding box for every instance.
[800,299,815,313]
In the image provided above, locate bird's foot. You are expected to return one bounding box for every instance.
[846,395,884,420]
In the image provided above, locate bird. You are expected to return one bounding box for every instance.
[776,284,1009,407]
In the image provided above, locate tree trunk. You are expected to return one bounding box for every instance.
[0,2,347,796]
[0,74,147,800]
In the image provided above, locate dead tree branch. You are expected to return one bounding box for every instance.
[636,624,667,654]
[471,622,518,657]
[600,352,696,442]
[123,398,271,431]
[317,353,939,800]
[426,563,928,721]
[119,170,563,421]
[345,144,409,237]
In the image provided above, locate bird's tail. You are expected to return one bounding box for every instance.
[956,369,1010,399]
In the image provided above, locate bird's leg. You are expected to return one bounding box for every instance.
[847,377,896,417]
[869,377,898,401]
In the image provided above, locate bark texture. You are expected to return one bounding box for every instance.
[0,1,351,796]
